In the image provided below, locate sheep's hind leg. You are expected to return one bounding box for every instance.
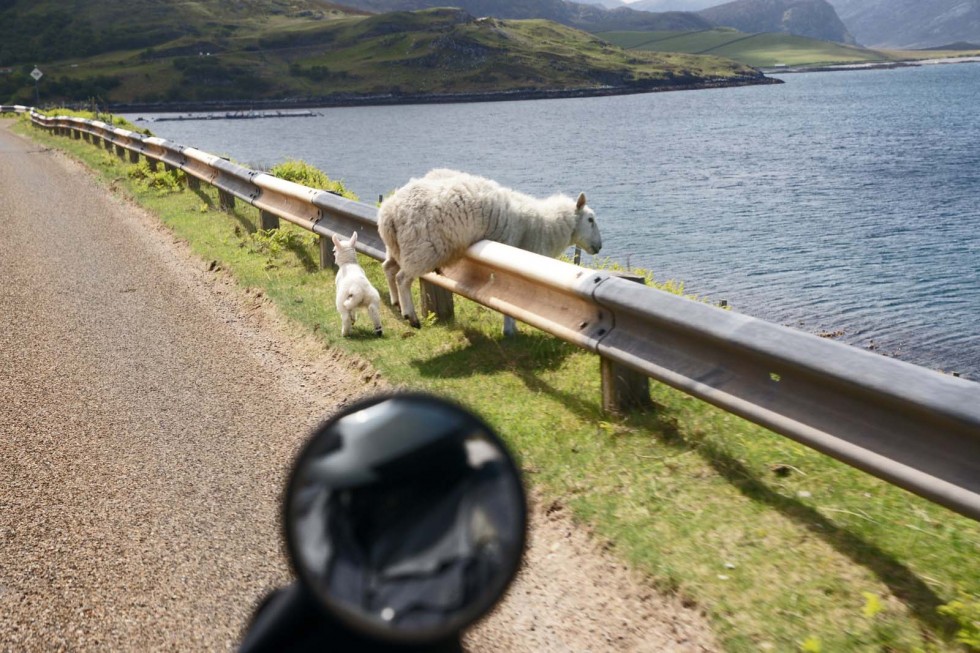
[382,257,400,307]
[340,310,353,337]
[395,271,420,328]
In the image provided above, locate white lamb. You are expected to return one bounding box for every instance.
[378,169,602,335]
[332,231,383,337]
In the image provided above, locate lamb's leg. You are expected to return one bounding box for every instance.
[382,257,400,307]
[368,300,384,336]
[503,315,518,337]
[340,310,353,337]
[395,271,420,328]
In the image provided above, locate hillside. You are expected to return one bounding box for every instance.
[332,0,714,32]
[0,0,365,66]
[698,0,855,44]
[827,0,980,49]
[600,27,886,67]
[0,6,771,108]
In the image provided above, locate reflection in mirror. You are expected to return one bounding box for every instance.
[285,393,527,645]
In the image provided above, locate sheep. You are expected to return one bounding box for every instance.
[332,231,383,337]
[378,169,602,335]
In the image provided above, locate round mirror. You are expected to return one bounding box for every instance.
[284,393,527,645]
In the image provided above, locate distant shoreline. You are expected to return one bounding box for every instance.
[109,76,781,115]
[761,55,980,74]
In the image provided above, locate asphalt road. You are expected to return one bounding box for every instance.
[0,124,376,650]
[0,123,719,652]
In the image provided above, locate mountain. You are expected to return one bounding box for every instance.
[581,0,628,7]
[827,0,980,49]
[629,0,723,11]
[332,0,714,32]
[699,0,855,45]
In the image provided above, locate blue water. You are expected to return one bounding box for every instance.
[130,63,980,379]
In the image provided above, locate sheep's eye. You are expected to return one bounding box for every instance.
[588,217,594,223]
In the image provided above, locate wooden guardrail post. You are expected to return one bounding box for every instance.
[186,174,200,191]
[114,144,126,159]
[218,189,235,211]
[601,272,651,414]
[260,210,280,231]
[128,150,140,164]
[319,235,336,270]
[421,279,454,323]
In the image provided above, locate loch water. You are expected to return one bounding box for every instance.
[131,62,980,380]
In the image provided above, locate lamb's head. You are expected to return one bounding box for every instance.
[332,231,359,265]
[571,193,602,255]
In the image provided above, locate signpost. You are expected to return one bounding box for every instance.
[30,67,42,106]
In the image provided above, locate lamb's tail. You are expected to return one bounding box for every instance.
[342,286,364,311]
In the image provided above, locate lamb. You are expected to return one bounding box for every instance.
[378,169,602,335]
[331,231,383,337]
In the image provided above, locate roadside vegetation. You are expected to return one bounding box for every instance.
[14,115,980,653]
[598,28,980,69]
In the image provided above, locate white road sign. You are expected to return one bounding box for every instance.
[30,67,43,81]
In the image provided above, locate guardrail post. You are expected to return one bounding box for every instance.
[421,279,454,323]
[218,189,235,211]
[601,272,651,414]
[103,139,113,152]
[128,150,140,164]
[146,158,157,172]
[319,236,336,270]
[114,144,126,160]
[186,174,200,191]
[260,210,280,231]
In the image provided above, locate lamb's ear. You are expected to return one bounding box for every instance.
[332,233,341,247]
[350,231,358,246]
[576,192,587,210]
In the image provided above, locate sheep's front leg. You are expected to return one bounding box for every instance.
[395,271,420,328]
[368,301,384,336]
[382,257,400,307]
[503,315,518,337]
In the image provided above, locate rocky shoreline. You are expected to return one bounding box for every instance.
[108,76,781,115]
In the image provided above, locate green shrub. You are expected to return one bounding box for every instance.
[268,159,358,201]
[128,159,184,193]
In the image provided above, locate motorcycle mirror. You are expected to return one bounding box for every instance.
[284,393,527,646]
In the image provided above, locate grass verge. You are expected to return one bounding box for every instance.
[15,117,980,653]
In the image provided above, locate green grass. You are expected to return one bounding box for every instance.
[16,117,980,653]
[599,29,903,68]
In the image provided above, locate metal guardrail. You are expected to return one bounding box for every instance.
[0,105,31,114]
[29,111,980,521]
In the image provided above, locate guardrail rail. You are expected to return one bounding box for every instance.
[27,110,980,521]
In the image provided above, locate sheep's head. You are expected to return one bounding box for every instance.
[332,231,360,265]
[572,193,601,255]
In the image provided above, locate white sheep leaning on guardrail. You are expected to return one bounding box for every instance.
[378,168,602,334]
[332,232,383,337]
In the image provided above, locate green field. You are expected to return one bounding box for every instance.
[597,28,957,68]
[15,115,980,652]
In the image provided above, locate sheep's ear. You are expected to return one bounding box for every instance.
[350,231,358,245]
[576,192,587,210]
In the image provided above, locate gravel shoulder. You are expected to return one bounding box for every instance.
[0,122,719,652]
